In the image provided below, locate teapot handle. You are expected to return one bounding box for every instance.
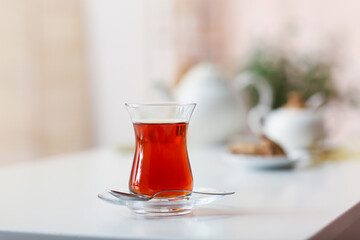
[233,72,273,135]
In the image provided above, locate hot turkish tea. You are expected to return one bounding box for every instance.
[126,103,196,199]
[129,121,193,198]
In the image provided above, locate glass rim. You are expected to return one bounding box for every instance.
[125,102,196,108]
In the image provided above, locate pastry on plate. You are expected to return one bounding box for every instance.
[229,135,286,156]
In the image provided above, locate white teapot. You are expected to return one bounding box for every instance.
[263,92,325,155]
[156,62,273,145]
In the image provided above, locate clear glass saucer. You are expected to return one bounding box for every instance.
[98,188,225,217]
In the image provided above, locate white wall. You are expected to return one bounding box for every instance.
[84,0,145,146]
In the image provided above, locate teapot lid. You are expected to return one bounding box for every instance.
[284,91,306,109]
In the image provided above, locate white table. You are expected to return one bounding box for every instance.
[0,146,359,240]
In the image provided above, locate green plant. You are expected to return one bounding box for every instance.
[243,48,339,109]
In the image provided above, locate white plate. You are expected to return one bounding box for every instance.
[226,153,299,169]
[98,188,228,217]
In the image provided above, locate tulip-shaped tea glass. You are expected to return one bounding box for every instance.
[126,103,196,199]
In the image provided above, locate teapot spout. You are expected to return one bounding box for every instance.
[153,81,174,101]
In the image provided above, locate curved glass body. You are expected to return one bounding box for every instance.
[126,103,196,198]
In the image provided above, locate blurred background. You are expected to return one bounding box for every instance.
[1,0,360,164]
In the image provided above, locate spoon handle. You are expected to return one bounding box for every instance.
[193,191,235,195]
[152,189,235,198]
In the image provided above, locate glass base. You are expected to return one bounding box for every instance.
[132,208,193,217]
[127,197,194,217]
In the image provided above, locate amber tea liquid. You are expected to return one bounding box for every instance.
[129,121,193,197]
